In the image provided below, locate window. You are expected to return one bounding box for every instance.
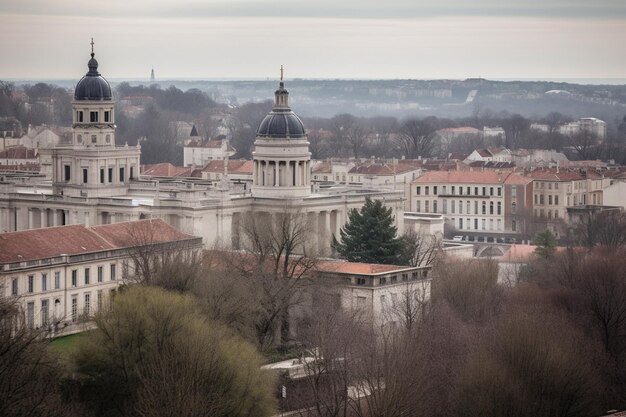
[482,219,486,230]
[97,290,103,310]
[71,270,77,287]
[489,219,494,230]
[459,200,463,214]
[11,278,18,295]
[466,201,470,214]
[90,111,98,122]
[425,186,429,195]
[548,195,553,205]
[415,200,420,212]
[497,187,502,196]
[512,186,517,198]
[490,187,494,196]
[356,278,366,285]
[119,167,125,182]
[416,186,421,195]
[130,166,134,180]
[512,202,517,214]
[433,186,438,195]
[424,200,430,213]
[442,199,447,214]
[54,272,60,289]
[474,201,478,214]
[474,218,478,230]
[466,187,470,195]
[82,168,88,183]
[474,187,478,195]
[482,201,486,214]
[64,165,71,181]
[466,218,470,229]
[84,268,90,285]
[41,299,49,327]
[104,111,111,122]
[490,201,494,214]
[459,218,463,229]
[433,201,438,213]
[540,195,544,205]
[106,134,111,143]
[555,195,559,205]
[379,277,387,285]
[98,266,103,283]
[77,111,84,122]
[497,202,502,215]
[482,187,486,196]
[497,219,502,230]
[110,264,116,280]
[451,186,456,195]
[451,200,455,214]
[84,293,91,316]
[108,168,113,183]
[28,275,34,293]
[459,187,463,195]
[100,168,105,184]
[27,302,34,329]
[42,273,47,292]
[71,296,78,322]
[512,219,517,231]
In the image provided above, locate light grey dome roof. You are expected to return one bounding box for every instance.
[74,53,112,101]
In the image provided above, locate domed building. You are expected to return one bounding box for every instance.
[252,80,312,199]
[0,49,405,256]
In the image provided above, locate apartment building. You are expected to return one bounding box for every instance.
[410,171,532,235]
[0,219,202,333]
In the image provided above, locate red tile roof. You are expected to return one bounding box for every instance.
[349,162,421,175]
[525,168,603,181]
[414,170,507,184]
[315,260,414,275]
[0,219,197,264]
[141,163,193,177]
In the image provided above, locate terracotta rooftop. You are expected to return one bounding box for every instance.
[414,170,513,184]
[186,139,235,152]
[315,259,415,275]
[141,163,193,177]
[525,168,603,181]
[349,162,421,175]
[0,219,197,265]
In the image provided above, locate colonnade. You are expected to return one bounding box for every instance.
[253,160,310,187]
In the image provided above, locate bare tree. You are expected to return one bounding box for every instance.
[230,210,317,351]
[399,229,442,267]
[397,117,438,159]
[574,209,626,248]
[569,130,599,160]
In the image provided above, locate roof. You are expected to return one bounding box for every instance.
[74,53,112,101]
[525,168,603,181]
[414,170,510,184]
[467,161,516,169]
[0,146,37,159]
[141,163,193,177]
[315,259,415,275]
[186,139,235,152]
[189,125,199,137]
[349,162,421,176]
[201,159,253,174]
[312,162,332,174]
[0,219,197,264]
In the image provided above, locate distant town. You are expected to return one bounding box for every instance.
[1,47,626,417]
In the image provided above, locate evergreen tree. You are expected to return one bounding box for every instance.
[332,197,404,264]
[534,230,557,259]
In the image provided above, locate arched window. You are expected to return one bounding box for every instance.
[105,134,111,143]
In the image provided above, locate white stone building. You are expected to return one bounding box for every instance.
[0,219,202,333]
[0,48,405,256]
[183,125,236,167]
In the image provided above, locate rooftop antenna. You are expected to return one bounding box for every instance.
[280,65,284,82]
[90,37,95,57]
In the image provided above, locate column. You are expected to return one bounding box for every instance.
[295,161,301,187]
[324,211,331,238]
[274,161,280,187]
[64,209,70,225]
[52,209,58,226]
[28,208,34,229]
[40,209,46,228]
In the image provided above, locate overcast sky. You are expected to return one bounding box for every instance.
[1,0,625,80]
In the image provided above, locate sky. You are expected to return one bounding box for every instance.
[1,0,625,81]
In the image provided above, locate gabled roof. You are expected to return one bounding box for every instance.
[189,124,199,137]
[525,168,603,181]
[0,219,197,264]
[141,163,193,177]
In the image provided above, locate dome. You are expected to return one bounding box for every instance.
[257,110,306,138]
[74,53,112,101]
[256,80,306,138]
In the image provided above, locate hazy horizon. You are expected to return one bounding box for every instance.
[1,1,625,80]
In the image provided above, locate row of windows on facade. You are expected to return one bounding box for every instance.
[416,199,503,215]
[24,288,115,329]
[64,165,134,183]
[76,110,112,123]
[356,291,424,310]
[534,209,560,220]
[534,194,560,206]
[76,134,111,144]
[10,262,127,296]
[416,185,504,197]
[353,270,427,286]
[451,217,504,231]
